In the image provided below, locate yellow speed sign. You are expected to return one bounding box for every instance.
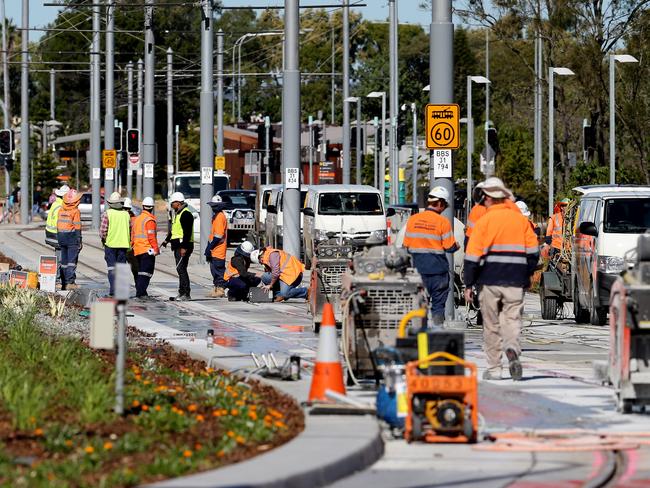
[425,104,460,150]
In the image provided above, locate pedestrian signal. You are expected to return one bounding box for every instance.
[126,129,140,154]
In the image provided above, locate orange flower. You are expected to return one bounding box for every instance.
[183,450,192,458]
[187,404,198,412]
[33,428,44,437]
[236,400,245,407]
[235,436,245,444]
[212,410,222,417]
[142,405,149,411]
[176,409,185,416]
[274,421,286,429]
[230,409,239,416]
[154,405,161,412]
[196,414,205,422]
[143,380,151,386]
[103,442,113,450]
[132,400,140,408]
[248,411,258,421]
[194,442,202,450]
[227,430,235,438]
[269,409,283,419]
[64,440,73,447]
[134,374,142,381]
[231,392,239,398]
[84,446,95,454]
[216,450,225,457]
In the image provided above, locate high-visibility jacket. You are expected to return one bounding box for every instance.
[260,248,305,285]
[465,204,487,238]
[171,207,194,242]
[463,203,539,288]
[132,210,159,256]
[224,261,239,281]
[545,212,564,250]
[209,212,228,259]
[105,209,131,248]
[45,197,63,246]
[403,208,458,275]
[57,204,81,242]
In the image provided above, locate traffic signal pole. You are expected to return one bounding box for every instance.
[104,0,115,197]
[142,0,155,200]
[136,59,143,200]
[126,61,133,198]
[20,0,28,224]
[341,0,350,184]
[91,1,101,228]
[199,0,214,256]
[2,0,10,196]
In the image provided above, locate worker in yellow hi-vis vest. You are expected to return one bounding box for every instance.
[100,192,131,297]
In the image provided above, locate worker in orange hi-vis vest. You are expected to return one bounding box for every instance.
[131,197,159,299]
[56,189,83,291]
[544,198,570,258]
[465,180,520,249]
[204,194,229,298]
[250,246,307,302]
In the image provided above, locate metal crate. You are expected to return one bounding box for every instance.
[319,262,347,296]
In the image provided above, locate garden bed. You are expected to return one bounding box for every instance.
[0,286,304,487]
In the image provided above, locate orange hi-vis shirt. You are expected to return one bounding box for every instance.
[545,212,564,250]
[131,210,159,256]
[261,247,305,285]
[209,212,228,260]
[403,208,458,275]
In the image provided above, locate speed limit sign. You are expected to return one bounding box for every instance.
[425,104,460,150]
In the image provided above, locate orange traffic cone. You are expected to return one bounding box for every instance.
[308,302,346,401]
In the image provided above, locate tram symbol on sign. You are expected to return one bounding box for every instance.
[425,104,460,150]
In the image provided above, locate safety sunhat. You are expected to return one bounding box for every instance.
[63,189,82,205]
[55,185,70,197]
[142,196,154,207]
[515,200,531,217]
[428,186,450,202]
[239,240,255,257]
[481,177,514,200]
[107,191,123,204]
[123,197,132,209]
[170,192,185,203]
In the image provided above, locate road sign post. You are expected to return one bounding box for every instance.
[425,104,460,150]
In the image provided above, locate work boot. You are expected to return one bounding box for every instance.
[175,294,191,302]
[210,287,225,298]
[505,348,523,381]
[66,283,79,290]
[274,295,286,303]
[431,314,445,327]
[482,370,502,381]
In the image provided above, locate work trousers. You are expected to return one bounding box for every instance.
[174,247,193,297]
[135,253,156,297]
[59,245,79,286]
[261,272,308,300]
[226,275,261,300]
[104,247,128,296]
[210,258,227,288]
[421,273,450,322]
[479,285,525,374]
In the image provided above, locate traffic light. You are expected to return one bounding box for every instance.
[487,127,499,154]
[114,127,123,151]
[0,129,14,155]
[257,124,266,149]
[126,129,140,153]
[583,125,596,151]
[312,125,321,148]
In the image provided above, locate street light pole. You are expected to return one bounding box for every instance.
[104,0,115,197]
[609,53,638,185]
[1,0,10,196]
[373,116,378,189]
[367,91,386,194]
[216,30,224,159]
[20,0,29,224]
[200,0,214,255]
[466,76,490,212]
[143,0,155,199]
[126,61,133,197]
[389,0,398,204]
[136,58,143,200]
[91,4,101,228]
[411,102,417,202]
[166,48,173,193]
[342,0,350,184]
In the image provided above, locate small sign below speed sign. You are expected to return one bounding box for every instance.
[433,149,452,178]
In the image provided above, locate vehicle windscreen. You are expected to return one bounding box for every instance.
[604,198,650,233]
[318,192,383,215]
[262,190,271,209]
[214,176,229,191]
[174,176,201,199]
[279,191,307,211]
[219,191,255,209]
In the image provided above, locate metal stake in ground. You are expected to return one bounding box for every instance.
[114,262,131,415]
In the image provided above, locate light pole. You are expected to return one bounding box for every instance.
[609,53,638,185]
[402,102,418,202]
[342,0,350,184]
[388,0,399,204]
[344,97,362,184]
[367,91,386,194]
[548,66,574,216]
[373,116,378,189]
[466,76,490,212]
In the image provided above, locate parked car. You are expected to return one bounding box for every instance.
[78,192,105,221]
[217,189,256,244]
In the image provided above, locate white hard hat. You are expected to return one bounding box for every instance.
[210,194,223,203]
[516,200,531,217]
[481,177,513,200]
[123,197,132,209]
[55,185,70,197]
[428,186,450,202]
[250,249,260,264]
[142,196,154,207]
[170,192,185,203]
[107,191,123,204]
[240,240,255,256]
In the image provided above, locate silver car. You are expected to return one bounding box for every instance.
[78,192,105,221]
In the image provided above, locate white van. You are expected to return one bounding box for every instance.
[302,185,391,268]
[256,184,281,245]
[265,186,310,249]
[572,185,650,325]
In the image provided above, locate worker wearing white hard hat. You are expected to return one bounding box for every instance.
[132,196,159,299]
[163,191,194,300]
[224,240,261,301]
[45,185,70,251]
[516,200,540,237]
[205,193,228,298]
[99,191,131,296]
[403,185,459,327]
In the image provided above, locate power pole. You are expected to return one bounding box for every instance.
[1,0,9,195]
[282,0,301,258]
[143,0,155,199]
[104,1,115,196]
[50,69,55,121]
[136,58,143,200]
[126,61,133,197]
[265,116,270,185]
[389,0,398,204]
[355,99,361,184]
[411,103,417,201]
[199,0,214,254]
[166,47,173,193]
[331,28,335,125]
[91,2,101,228]
[429,0,455,320]
[308,115,313,185]
[216,30,224,159]
[341,0,350,184]
[20,0,29,224]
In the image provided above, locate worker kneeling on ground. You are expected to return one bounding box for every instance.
[132,197,159,299]
[463,177,539,381]
[403,185,458,327]
[204,194,228,298]
[56,189,82,291]
[251,246,307,302]
[224,241,261,301]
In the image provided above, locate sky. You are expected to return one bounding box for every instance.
[6,1,432,40]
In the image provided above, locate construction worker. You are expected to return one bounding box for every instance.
[204,194,228,298]
[544,198,569,257]
[516,200,539,236]
[45,184,69,282]
[403,186,459,327]
[250,246,307,302]
[224,240,261,301]
[123,197,139,283]
[100,192,131,297]
[464,178,539,381]
[465,179,520,248]
[162,192,194,301]
[56,189,82,290]
[131,196,159,299]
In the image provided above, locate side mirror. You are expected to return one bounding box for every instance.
[302,207,314,217]
[579,221,598,237]
[267,204,277,214]
[386,207,396,217]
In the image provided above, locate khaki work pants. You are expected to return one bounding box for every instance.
[479,285,524,374]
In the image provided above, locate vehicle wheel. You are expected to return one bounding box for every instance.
[589,283,607,326]
[617,397,633,414]
[540,293,558,320]
[312,321,320,334]
[573,281,589,324]
[411,413,423,441]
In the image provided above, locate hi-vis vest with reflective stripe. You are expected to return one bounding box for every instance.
[546,212,564,250]
[209,212,228,259]
[403,210,456,254]
[224,261,239,281]
[105,209,131,248]
[57,207,81,233]
[46,198,63,234]
[132,212,156,256]
[171,206,194,242]
[261,248,305,285]
[465,204,487,238]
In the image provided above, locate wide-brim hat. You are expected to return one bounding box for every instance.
[481,177,513,200]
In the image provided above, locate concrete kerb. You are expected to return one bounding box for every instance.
[129,313,384,488]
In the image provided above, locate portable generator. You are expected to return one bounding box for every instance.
[608,233,650,413]
[341,245,427,379]
[308,238,353,333]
